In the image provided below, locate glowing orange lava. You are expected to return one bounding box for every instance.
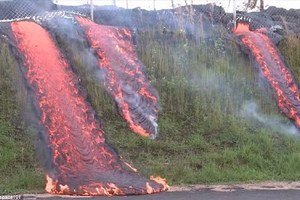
[76,16,159,138]
[11,21,166,196]
[234,23,300,129]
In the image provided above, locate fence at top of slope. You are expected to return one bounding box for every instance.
[0,0,299,22]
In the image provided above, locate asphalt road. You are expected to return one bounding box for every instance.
[25,190,300,200]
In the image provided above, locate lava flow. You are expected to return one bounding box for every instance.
[76,17,159,139]
[233,23,300,129]
[11,21,167,196]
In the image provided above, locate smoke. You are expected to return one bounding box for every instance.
[39,15,160,138]
[76,17,160,138]
[241,101,298,135]
[10,20,166,195]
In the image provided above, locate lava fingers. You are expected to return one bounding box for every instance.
[76,17,159,139]
[233,23,300,129]
[11,21,166,196]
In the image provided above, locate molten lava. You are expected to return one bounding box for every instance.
[11,21,167,196]
[76,16,159,138]
[234,23,300,128]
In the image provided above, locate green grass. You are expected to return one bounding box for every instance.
[55,24,300,186]
[0,22,300,195]
[280,35,300,81]
[0,43,44,194]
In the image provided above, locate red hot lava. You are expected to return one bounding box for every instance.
[76,17,159,139]
[234,23,300,129]
[11,21,167,196]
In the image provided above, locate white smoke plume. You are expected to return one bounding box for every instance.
[241,101,299,135]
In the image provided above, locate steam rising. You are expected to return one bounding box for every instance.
[76,16,159,138]
[242,101,298,135]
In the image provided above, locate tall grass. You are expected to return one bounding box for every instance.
[0,43,43,194]
[54,21,300,185]
[279,35,300,81]
[0,16,300,195]
[137,25,280,120]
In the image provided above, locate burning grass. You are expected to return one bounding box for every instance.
[76,16,159,139]
[10,20,166,195]
[233,23,300,130]
[53,23,300,186]
[1,19,300,194]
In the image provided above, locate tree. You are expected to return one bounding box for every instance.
[229,0,264,11]
[246,0,264,11]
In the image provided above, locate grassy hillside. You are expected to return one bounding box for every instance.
[105,29,300,184]
[55,24,300,185]
[0,43,43,194]
[0,25,300,194]
[280,35,300,82]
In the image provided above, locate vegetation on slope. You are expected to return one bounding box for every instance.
[280,35,300,82]
[0,24,300,194]
[56,24,300,185]
[106,28,300,184]
[0,43,43,194]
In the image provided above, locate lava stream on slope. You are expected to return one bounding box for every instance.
[233,23,300,129]
[76,16,159,139]
[11,21,167,196]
